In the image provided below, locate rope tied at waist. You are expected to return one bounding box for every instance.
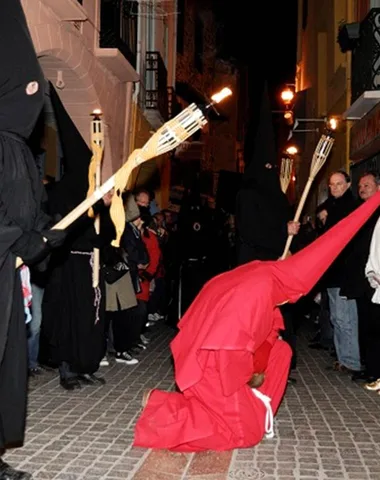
[71,250,101,324]
[251,388,274,439]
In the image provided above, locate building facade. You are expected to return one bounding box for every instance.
[295,0,380,210]
[171,0,246,202]
[128,0,178,208]
[343,0,380,186]
[23,0,178,208]
[23,0,246,210]
[23,0,140,180]
[295,0,356,208]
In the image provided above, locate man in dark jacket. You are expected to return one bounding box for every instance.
[340,171,380,381]
[321,170,361,374]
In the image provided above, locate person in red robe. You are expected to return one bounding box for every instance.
[133,191,380,452]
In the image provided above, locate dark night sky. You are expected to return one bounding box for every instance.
[214,1,299,154]
[215,2,298,99]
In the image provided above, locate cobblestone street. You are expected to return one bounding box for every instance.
[5,325,380,480]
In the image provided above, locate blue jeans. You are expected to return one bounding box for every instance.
[327,287,361,371]
[28,284,44,369]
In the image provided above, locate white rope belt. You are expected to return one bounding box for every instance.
[251,388,274,439]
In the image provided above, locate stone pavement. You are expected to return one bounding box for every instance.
[4,325,380,480]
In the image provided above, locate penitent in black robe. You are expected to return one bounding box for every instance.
[0,0,51,449]
[41,85,107,375]
[236,81,291,264]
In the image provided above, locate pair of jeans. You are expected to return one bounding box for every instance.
[327,287,361,371]
[27,284,44,369]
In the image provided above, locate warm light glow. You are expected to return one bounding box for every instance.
[284,111,293,120]
[292,175,296,181]
[280,88,295,104]
[91,108,102,116]
[211,87,232,104]
[286,146,298,155]
[327,116,338,130]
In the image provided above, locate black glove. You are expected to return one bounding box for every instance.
[11,231,48,266]
[42,228,67,249]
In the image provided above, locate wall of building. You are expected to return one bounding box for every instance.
[22,0,137,180]
[175,0,240,189]
[295,0,355,208]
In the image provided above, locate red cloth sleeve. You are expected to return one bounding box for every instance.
[145,231,161,277]
[214,349,254,397]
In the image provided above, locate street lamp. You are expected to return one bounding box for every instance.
[327,116,339,131]
[280,87,295,106]
[286,145,298,155]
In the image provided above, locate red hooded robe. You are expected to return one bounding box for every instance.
[134,191,380,452]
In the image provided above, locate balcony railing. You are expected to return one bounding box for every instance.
[351,8,380,102]
[100,0,137,68]
[145,51,169,122]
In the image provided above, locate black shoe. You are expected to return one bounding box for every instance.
[0,459,33,479]
[351,370,369,382]
[287,377,297,385]
[77,374,106,386]
[28,367,43,377]
[60,377,81,391]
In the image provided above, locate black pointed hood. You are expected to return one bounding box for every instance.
[243,81,282,196]
[47,83,92,216]
[0,0,45,139]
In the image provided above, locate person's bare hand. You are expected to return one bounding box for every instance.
[317,209,328,225]
[287,221,300,236]
[102,190,114,206]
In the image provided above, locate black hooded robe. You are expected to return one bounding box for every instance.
[41,85,107,376]
[235,81,297,368]
[236,81,291,265]
[0,0,51,449]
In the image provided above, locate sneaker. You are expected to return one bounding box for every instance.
[140,334,150,345]
[153,312,164,321]
[115,352,139,365]
[147,313,158,322]
[99,356,109,367]
[363,378,380,392]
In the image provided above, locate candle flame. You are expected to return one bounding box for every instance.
[328,117,338,131]
[211,87,232,104]
[92,108,102,116]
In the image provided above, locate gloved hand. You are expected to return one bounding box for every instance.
[11,228,67,266]
[11,231,48,266]
[42,228,67,249]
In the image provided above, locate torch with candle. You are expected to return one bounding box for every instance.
[280,121,336,260]
[15,87,232,268]
[87,109,104,287]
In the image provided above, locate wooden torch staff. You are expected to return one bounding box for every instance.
[280,131,335,260]
[87,109,104,288]
[14,87,233,269]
